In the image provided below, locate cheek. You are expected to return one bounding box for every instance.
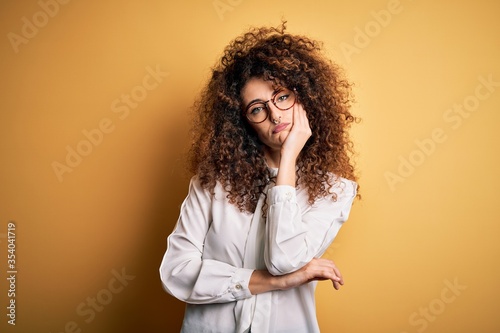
[252,127,274,146]
[250,124,269,138]
[276,130,289,144]
[255,130,269,143]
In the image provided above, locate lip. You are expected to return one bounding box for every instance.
[273,123,290,134]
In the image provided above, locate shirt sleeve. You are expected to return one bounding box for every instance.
[264,178,357,276]
[159,177,254,304]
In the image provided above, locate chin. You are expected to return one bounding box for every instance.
[262,141,281,152]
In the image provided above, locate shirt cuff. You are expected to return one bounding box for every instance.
[268,185,296,204]
[230,268,254,299]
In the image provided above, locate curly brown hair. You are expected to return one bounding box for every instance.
[188,22,359,213]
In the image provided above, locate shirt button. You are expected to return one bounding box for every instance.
[286,192,292,200]
[235,284,242,290]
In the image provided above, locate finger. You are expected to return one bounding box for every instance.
[332,265,343,285]
[291,103,301,128]
[319,259,343,284]
[309,270,341,289]
[318,258,342,281]
[299,106,312,135]
[295,103,308,126]
[317,264,342,284]
[332,279,341,290]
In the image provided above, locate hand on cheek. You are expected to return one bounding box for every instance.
[275,103,312,186]
[281,103,312,161]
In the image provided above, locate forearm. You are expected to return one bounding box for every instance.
[249,270,282,295]
[275,152,297,186]
[264,177,357,275]
[249,258,344,295]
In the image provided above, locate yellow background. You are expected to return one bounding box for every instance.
[1,0,499,332]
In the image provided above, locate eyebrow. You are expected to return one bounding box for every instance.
[245,99,263,109]
[243,88,284,110]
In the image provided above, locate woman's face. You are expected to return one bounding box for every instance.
[240,77,294,153]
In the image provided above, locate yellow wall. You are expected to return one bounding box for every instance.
[1,0,499,332]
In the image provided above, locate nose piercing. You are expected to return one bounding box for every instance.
[272,116,281,125]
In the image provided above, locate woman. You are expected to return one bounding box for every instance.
[160,22,359,333]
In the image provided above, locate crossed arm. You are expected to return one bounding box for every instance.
[160,103,356,304]
[249,258,344,294]
[250,102,344,295]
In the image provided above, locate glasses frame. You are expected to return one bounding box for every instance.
[244,88,298,124]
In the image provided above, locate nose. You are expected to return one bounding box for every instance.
[266,103,282,123]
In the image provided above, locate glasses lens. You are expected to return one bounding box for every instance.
[273,89,296,110]
[246,102,268,123]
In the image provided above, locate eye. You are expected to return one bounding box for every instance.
[246,102,266,115]
[276,93,289,103]
[249,105,265,115]
[274,89,292,104]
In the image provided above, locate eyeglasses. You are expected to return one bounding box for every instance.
[244,88,297,124]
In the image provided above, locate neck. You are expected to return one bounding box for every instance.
[264,147,280,168]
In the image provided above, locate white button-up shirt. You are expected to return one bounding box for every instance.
[160,169,357,332]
